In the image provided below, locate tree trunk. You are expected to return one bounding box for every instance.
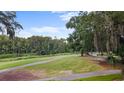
[94,31,99,52]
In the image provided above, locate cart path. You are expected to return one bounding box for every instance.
[38,70,121,81]
[0,55,74,74]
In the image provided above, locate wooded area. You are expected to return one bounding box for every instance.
[0,11,124,81]
[0,35,68,55]
[1,11,124,58]
[66,11,124,57]
[0,11,68,55]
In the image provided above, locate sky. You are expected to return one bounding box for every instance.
[15,11,78,39]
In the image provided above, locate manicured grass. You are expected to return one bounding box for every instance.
[0,54,68,70]
[0,55,39,62]
[0,57,52,70]
[25,56,104,77]
[75,74,123,81]
[0,53,73,62]
[0,54,74,70]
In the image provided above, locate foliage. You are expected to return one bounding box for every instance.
[0,11,23,39]
[66,11,124,56]
[107,54,117,64]
[0,35,69,55]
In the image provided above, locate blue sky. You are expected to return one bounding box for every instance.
[16,11,78,39]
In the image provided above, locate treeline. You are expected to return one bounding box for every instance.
[66,11,124,56]
[0,35,69,55]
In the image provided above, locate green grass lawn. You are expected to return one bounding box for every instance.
[0,54,75,70]
[25,56,104,77]
[0,54,69,70]
[0,54,53,62]
[0,57,52,70]
[75,74,123,81]
[0,54,121,81]
[0,55,39,62]
[0,53,73,62]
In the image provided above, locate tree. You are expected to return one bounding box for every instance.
[0,11,23,39]
[66,11,124,56]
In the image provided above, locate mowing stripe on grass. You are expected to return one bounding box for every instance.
[0,55,73,74]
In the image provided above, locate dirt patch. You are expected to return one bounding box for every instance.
[0,69,38,81]
[30,69,47,78]
[0,69,49,81]
[82,56,122,70]
[97,60,113,69]
[81,56,113,69]
[59,70,73,76]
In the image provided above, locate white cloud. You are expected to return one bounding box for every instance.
[51,11,79,22]
[30,26,59,33]
[51,11,67,14]
[30,26,74,39]
[15,26,74,39]
[59,12,79,21]
[16,30,33,38]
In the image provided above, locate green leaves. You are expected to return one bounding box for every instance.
[0,35,69,55]
[66,11,124,56]
[0,11,23,39]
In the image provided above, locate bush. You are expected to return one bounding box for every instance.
[0,53,32,59]
[107,53,121,64]
[0,54,17,59]
[107,52,117,64]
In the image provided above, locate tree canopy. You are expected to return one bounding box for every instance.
[66,11,124,56]
[0,11,23,39]
[0,35,69,55]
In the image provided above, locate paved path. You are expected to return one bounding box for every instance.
[0,55,73,74]
[39,70,121,81]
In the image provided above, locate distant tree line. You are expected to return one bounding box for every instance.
[0,35,69,55]
[0,11,70,56]
[66,11,124,56]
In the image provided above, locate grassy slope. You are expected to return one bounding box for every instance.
[0,54,122,80]
[0,55,59,70]
[25,56,104,77]
[0,54,74,70]
[75,74,123,81]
